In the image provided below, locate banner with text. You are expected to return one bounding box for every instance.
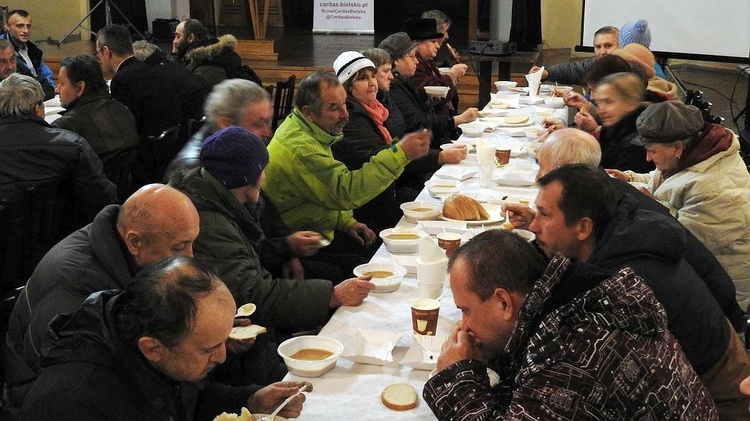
[313,1,374,34]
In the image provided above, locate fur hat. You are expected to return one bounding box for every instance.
[333,51,376,84]
[613,44,656,78]
[619,19,651,48]
[404,18,443,41]
[200,126,269,189]
[378,32,417,61]
[632,101,705,146]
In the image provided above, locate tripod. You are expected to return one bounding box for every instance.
[57,0,144,46]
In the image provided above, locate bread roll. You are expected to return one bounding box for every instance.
[213,407,253,421]
[442,194,490,221]
[381,383,418,411]
[228,324,267,343]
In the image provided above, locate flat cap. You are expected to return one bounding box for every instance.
[632,100,704,145]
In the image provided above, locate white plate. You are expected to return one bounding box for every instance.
[496,176,536,187]
[478,109,510,117]
[440,142,473,152]
[496,116,533,127]
[440,203,505,226]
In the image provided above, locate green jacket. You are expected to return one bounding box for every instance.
[265,108,410,240]
[173,167,333,331]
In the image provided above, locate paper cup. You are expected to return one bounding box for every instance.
[494,147,511,166]
[418,281,443,299]
[417,258,448,284]
[411,298,440,335]
[437,232,462,258]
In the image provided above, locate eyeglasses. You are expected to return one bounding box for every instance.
[95,45,107,56]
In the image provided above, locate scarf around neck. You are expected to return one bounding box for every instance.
[360,99,393,144]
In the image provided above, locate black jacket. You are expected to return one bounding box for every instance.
[3,205,131,409]
[183,35,261,88]
[52,90,139,164]
[599,105,655,173]
[143,49,210,122]
[389,72,451,146]
[588,193,731,374]
[22,290,261,421]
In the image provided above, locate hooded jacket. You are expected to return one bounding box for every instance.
[629,128,750,310]
[264,108,409,240]
[52,90,139,164]
[22,290,261,421]
[4,205,132,410]
[424,256,717,420]
[184,35,261,88]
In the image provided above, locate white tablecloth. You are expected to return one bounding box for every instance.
[284,96,566,420]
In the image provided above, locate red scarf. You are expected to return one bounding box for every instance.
[361,99,393,144]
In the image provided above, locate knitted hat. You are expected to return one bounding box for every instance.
[333,51,376,84]
[403,18,443,41]
[632,101,704,146]
[200,126,269,189]
[619,19,652,48]
[613,44,656,78]
[378,32,417,61]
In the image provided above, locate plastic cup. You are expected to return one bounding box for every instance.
[417,281,443,299]
[411,298,440,335]
[479,164,494,188]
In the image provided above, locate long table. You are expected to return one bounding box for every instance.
[283,92,567,420]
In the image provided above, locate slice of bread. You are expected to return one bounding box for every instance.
[381,383,418,411]
[228,324,267,343]
[504,114,530,124]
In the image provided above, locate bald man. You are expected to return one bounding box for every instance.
[3,184,200,415]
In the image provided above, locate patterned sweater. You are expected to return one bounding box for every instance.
[423,256,717,420]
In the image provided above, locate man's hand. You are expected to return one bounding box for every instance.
[247,381,313,418]
[605,168,629,181]
[438,144,467,164]
[541,117,565,133]
[399,129,431,160]
[346,222,376,247]
[287,231,324,257]
[501,202,536,230]
[226,318,255,354]
[528,66,549,81]
[437,324,483,371]
[329,277,375,308]
[574,109,598,133]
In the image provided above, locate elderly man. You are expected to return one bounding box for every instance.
[507,164,750,419]
[264,71,430,258]
[530,128,744,329]
[51,54,138,169]
[0,38,53,99]
[529,25,619,85]
[22,255,311,420]
[3,184,199,414]
[424,229,716,419]
[1,10,55,88]
[172,127,375,384]
[172,18,261,87]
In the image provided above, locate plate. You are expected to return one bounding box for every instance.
[439,203,505,226]
[496,115,533,127]
[496,176,536,187]
[440,142,473,152]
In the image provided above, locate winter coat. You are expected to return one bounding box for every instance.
[389,72,452,146]
[264,108,409,240]
[608,178,745,331]
[588,193,734,375]
[628,129,750,310]
[142,49,210,121]
[0,33,55,90]
[0,114,116,226]
[184,35,261,88]
[4,205,132,409]
[411,51,457,116]
[378,90,405,139]
[424,256,718,420]
[544,57,595,85]
[172,167,333,331]
[22,290,262,421]
[52,90,139,164]
[599,105,655,173]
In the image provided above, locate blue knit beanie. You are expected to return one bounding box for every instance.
[619,19,651,48]
[200,126,269,189]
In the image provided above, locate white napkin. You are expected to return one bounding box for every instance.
[525,66,544,97]
[342,328,404,366]
[433,165,478,181]
[400,334,447,370]
[418,237,446,263]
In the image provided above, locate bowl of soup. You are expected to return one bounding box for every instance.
[379,228,429,253]
[400,201,442,222]
[277,335,344,377]
[425,179,462,198]
[353,261,407,293]
[424,86,450,98]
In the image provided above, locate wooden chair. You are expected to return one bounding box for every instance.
[103,147,137,203]
[133,125,182,189]
[0,179,76,295]
[271,74,296,131]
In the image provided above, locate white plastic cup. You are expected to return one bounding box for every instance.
[417,281,443,299]
[479,164,494,188]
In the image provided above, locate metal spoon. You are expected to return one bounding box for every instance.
[267,384,309,421]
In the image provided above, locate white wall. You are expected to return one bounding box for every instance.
[144,0,190,31]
